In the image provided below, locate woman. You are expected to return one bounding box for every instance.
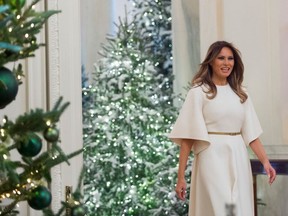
[168,41,276,216]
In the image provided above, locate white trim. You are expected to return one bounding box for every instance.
[46,0,83,212]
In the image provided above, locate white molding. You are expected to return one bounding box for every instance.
[45,0,62,212]
[46,0,83,213]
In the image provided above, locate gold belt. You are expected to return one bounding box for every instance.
[208,132,241,136]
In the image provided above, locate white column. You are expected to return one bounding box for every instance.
[171,0,200,97]
[198,0,223,58]
[46,0,83,213]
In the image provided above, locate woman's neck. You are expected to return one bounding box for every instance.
[212,78,228,86]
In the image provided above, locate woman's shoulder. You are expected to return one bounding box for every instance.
[240,85,253,104]
[187,84,207,97]
[190,83,209,92]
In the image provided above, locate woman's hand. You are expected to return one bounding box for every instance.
[175,178,187,200]
[175,139,193,200]
[263,161,276,185]
[249,138,276,185]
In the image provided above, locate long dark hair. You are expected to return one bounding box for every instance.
[192,41,247,103]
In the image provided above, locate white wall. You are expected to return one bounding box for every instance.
[279,0,288,145]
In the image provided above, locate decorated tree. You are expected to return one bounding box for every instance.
[0,0,84,215]
[130,0,173,76]
[83,0,191,215]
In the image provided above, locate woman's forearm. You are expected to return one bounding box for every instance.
[178,139,193,180]
[249,138,269,165]
[249,138,276,184]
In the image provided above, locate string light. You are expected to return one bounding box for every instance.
[0,128,5,137]
[46,120,52,126]
[74,200,80,205]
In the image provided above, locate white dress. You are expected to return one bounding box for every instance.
[168,84,262,216]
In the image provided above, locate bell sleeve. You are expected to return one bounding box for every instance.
[241,95,263,146]
[168,87,210,154]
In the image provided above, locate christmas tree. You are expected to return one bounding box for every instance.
[0,0,84,215]
[130,0,173,76]
[83,0,191,215]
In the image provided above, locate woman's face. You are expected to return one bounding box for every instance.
[210,47,234,83]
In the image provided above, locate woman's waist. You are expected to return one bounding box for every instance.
[207,131,241,136]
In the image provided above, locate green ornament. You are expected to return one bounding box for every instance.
[71,205,86,216]
[0,67,19,109]
[43,127,59,142]
[28,186,52,210]
[17,133,42,157]
[6,0,26,9]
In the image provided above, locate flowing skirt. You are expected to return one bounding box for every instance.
[188,135,254,216]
